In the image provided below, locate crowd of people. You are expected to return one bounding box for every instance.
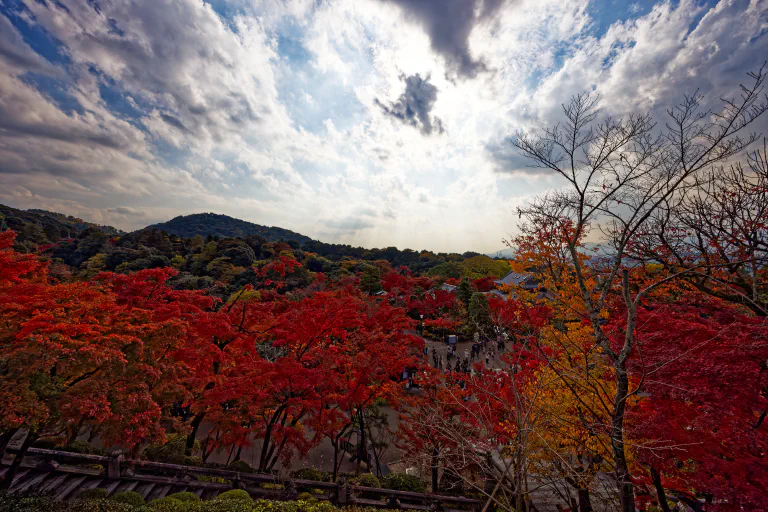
[424,335,508,375]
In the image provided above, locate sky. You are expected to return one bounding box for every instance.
[0,0,766,253]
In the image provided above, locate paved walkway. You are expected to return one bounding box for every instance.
[421,337,509,373]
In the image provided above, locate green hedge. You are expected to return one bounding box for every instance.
[78,488,110,500]
[168,493,202,503]
[349,474,380,488]
[0,493,405,512]
[111,492,146,507]
[216,490,252,502]
[381,474,426,493]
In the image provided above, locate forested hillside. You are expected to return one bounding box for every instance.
[0,203,122,252]
[145,212,314,244]
[0,204,510,301]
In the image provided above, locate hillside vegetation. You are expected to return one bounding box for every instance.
[145,212,314,245]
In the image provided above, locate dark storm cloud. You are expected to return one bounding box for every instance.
[376,74,445,135]
[378,0,510,78]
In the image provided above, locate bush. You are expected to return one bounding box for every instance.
[148,497,186,512]
[183,456,205,467]
[69,500,134,512]
[143,433,190,464]
[216,490,252,502]
[253,501,298,512]
[167,492,201,503]
[31,438,60,450]
[290,468,326,482]
[111,491,146,507]
[381,474,426,493]
[296,493,315,502]
[297,501,335,512]
[78,488,109,500]
[204,501,256,512]
[349,474,379,488]
[227,461,254,473]
[62,440,104,455]
[0,493,57,512]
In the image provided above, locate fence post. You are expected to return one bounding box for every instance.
[336,478,348,506]
[107,450,123,479]
[387,494,401,509]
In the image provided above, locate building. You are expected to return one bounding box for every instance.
[493,270,540,291]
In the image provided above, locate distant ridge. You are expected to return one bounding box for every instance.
[0,203,122,240]
[143,212,314,245]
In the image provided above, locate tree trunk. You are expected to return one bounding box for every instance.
[365,413,383,477]
[650,467,671,512]
[232,443,244,464]
[356,409,367,475]
[259,407,285,472]
[577,488,593,512]
[67,418,84,445]
[186,412,206,455]
[0,430,37,491]
[612,273,637,512]
[332,440,340,482]
[611,365,635,512]
[431,446,439,492]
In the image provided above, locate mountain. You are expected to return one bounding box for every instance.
[487,247,515,259]
[143,212,314,245]
[0,203,122,244]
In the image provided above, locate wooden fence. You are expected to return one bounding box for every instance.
[1,448,482,511]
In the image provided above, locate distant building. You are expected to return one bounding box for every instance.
[486,289,508,300]
[493,270,540,291]
[440,283,458,293]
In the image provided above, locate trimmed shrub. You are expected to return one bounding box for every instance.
[166,492,201,503]
[0,493,57,512]
[78,488,109,500]
[227,461,254,473]
[31,438,60,450]
[297,501,335,512]
[148,497,186,512]
[215,490,252,502]
[350,474,379,489]
[69,500,134,512]
[204,501,256,512]
[111,491,146,507]
[62,440,104,455]
[143,433,191,465]
[253,501,298,512]
[290,468,325,482]
[381,474,426,493]
[183,456,205,467]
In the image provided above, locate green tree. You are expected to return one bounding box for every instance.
[170,254,185,269]
[457,278,473,310]
[468,292,491,334]
[459,255,510,279]
[360,266,383,294]
[79,252,108,278]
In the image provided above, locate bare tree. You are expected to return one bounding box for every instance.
[510,66,768,512]
[628,139,768,315]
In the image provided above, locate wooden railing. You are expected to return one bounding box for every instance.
[2,448,482,511]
